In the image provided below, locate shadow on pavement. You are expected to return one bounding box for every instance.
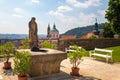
[94,58,114,64]
[29,71,101,80]
[2,68,15,76]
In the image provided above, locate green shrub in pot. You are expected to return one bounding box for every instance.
[14,51,31,80]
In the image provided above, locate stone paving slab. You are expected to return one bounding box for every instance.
[0,57,120,80]
[61,57,120,80]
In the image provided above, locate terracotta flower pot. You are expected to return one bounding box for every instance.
[71,67,79,76]
[18,75,28,80]
[4,62,11,69]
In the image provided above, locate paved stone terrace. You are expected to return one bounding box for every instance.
[0,57,120,80]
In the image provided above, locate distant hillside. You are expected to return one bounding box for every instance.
[62,24,102,38]
[0,34,46,39]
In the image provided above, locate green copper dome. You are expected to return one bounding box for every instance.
[51,24,59,32]
[51,28,59,32]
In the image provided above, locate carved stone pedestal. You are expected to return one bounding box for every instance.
[28,48,67,77]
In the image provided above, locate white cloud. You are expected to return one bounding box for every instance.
[66,0,101,8]
[0,13,2,16]
[31,0,40,3]
[48,5,72,16]
[13,14,23,18]
[13,8,25,18]
[49,10,96,26]
[57,5,72,12]
[98,10,106,18]
[48,10,64,17]
[60,12,97,33]
[49,10,97,34]
[79,12,96,26]
[14,8,24,14]
[48,5,72,17]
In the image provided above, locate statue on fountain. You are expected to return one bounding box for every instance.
[29,17,39,51]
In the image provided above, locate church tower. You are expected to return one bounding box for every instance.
[47,24,51,38]
[53,23,56,29]
[50,23,59,39]
[93,18,100,35]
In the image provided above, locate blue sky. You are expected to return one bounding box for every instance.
[0,0,108,34]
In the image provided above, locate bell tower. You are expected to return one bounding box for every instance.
[47,24,51,38]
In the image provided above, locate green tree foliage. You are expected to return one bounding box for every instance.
[67,45,83,68]
[102,23,114,38]
[0,42,15,62]
[105,0,120,34]
[89,35,97,39]
[41,41,56,49]
[20,38,29,49]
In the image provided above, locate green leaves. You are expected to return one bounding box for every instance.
[102,22,114,38]
[67,45,84,68]
[20,38,29,49]
[41,41,56,49]
[14,51,31,76]
[0,42,15,62]
[105,0,120,34]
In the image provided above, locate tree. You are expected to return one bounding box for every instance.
[20,38,29,49]
[102,22,114,38]
[105,0,120,34]
[41,41,56,49]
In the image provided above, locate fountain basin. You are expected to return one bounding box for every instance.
[17,48,67,77]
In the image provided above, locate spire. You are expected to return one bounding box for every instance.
[95,18,98,30]
[53,23,56,29]
[95,18,97,23]
[47,24,51,38]
[94,18,100,35]
[48,24,50,30]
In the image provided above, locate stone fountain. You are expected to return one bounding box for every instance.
[29,48,66,77]
[27,17,67,77]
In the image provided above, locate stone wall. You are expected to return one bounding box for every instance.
[59,39,120,51]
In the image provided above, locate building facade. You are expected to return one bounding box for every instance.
[47,23,59,39]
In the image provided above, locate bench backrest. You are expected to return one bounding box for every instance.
[94,48,112,55]
[69,46,82,51]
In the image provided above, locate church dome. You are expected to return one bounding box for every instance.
[51,24,59,32]
[51,28,59,32]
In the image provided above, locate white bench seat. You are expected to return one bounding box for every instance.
[65,46,82,53]
[89,48,112,63]
[66,49,76,52]
[92,53,111,58]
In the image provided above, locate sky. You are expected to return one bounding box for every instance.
[0,0,109,34]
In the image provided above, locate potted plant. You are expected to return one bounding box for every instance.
[67,45,83,76]
[14,51,31,80]
[0,42,15,69]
